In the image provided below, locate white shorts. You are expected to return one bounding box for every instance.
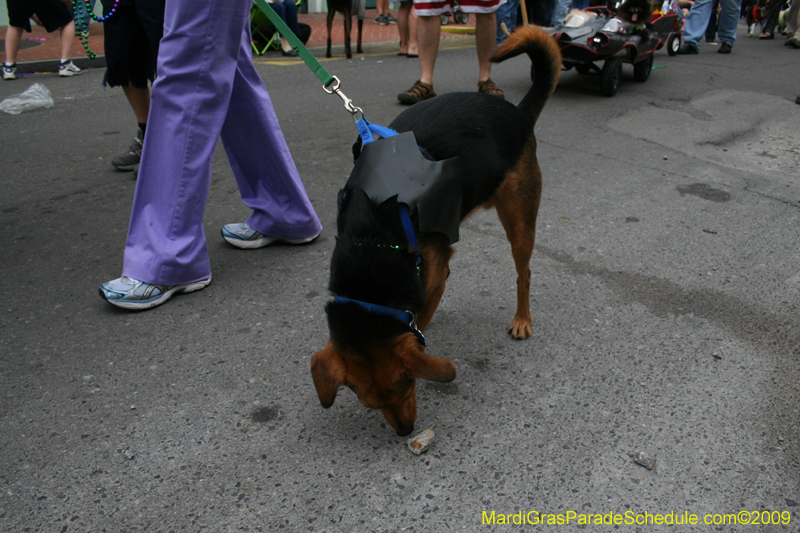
[413,0,505,17]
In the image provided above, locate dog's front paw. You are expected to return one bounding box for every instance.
[507,321,532,340]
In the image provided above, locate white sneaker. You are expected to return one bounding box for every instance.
[2,63,17,81]
[59,60,82,77]
[99,275,212,310]
[221,223,320,249]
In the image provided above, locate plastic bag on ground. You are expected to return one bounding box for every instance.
[0,83,55,115]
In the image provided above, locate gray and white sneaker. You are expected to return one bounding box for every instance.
[3,63,17,80]
[99,275,211,310]
[221,223,320,249]
[58,60,82,77]
[112,128,144,171]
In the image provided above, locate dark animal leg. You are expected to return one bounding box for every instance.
[357,18,364,54]
[326,9,335,58]
[343,9,352,58]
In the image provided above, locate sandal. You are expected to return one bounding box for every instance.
[398,80,436,104]
[759,32,774,39]
[477,78,505,99]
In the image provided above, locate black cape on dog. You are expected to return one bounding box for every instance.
[346,132,464,244]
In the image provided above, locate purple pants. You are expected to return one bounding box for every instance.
[122,0,322,286]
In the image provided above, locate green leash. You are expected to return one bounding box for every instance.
[253,0,363,120]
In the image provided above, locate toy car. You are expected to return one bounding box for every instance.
[441,0,470,25]
[549,6,681,96]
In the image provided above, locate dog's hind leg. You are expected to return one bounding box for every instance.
[416,234,454,332]
[491,152,542,340]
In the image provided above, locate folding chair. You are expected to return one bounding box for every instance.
[250,0,304,55]
[251,2,281,55]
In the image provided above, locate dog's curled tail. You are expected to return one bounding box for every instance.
[491,25,562,126]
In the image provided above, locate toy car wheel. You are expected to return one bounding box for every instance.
[667,33,681,56]
[633,54,653,82]
[575,63,593,74]
[454,12,469,23]
[600,57,623,97]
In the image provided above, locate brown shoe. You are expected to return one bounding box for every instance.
[398,80,436,105]
[478,78,505,99]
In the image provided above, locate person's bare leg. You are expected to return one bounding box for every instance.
[279,35,294,52]
[409,7,419,55]
[417,14,441,85]
[398,1,411,53]
[58,20,76,61]
[377,0,389,16]
[475,12,496,82]
[122,84,151,123]
[4,26,23,64]
[112,84,150,169]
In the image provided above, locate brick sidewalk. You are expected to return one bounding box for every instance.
[1,10,476,72]
[0,23,105,67]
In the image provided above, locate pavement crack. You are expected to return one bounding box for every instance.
[536,244,800,355]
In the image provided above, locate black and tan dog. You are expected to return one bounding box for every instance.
[312,26,562,436]
[325,0,364,59]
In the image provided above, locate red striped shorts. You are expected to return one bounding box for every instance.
[413,0,505,16]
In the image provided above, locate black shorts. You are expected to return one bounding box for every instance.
[102,0,165,88]
[7,0,73,33]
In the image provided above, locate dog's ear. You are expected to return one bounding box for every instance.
[311,341,347,408]
[396,334,457,383]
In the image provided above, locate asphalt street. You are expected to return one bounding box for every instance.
[1,25,799,532]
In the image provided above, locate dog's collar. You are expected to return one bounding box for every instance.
[333,296,426,346]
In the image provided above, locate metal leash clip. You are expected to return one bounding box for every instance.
[405,310,426,346]
[323,75,364,122]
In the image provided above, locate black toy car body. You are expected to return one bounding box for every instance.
[550,7,681,96]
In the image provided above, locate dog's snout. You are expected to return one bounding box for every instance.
[381,403,417,436]
[395,422,415,437]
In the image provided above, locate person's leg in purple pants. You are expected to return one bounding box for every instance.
[100,0,321,310]
[221,27,321,241]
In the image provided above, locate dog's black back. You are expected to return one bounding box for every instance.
[388,94,534,219]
